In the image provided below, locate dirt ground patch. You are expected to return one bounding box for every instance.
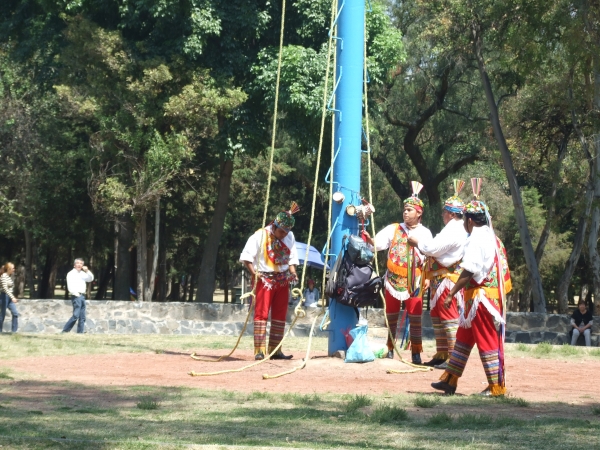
[4,349,599,409]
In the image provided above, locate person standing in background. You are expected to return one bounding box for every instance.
[303,279,320,308]
[62,258,94,334]
[0,262,20,333]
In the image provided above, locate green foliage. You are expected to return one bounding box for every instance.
[370,404,409,424]
[136,397,160,410]
[414,395,440,408]
[342,394,373,413]
[534,342,553,355]
[427,412,454,426]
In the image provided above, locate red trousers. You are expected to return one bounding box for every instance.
[254,279,289,322]
[385,290,423,353]
[253,278,289,354]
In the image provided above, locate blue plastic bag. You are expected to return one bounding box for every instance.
[345,325,375,363]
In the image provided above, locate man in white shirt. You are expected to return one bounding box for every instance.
[431,180,512,397]
[62,258,94,333]
[364,182,433,365]
[408,180,468,368]
[240,203,299,360]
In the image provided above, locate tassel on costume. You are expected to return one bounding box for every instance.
[439,371,459,388]
[489,384,506,397]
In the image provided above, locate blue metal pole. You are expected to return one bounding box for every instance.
[327,0,365,356]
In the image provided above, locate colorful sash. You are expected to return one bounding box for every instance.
[385,224,422,300]
[263,228,290,270]
[460,237,512,327]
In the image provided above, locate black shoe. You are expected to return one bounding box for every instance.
[386,350,394,359]
[423,358,446,367]
[254,352,264,361]
[270,351,293,360]
[431,381,456,395]
[411,353,422,365]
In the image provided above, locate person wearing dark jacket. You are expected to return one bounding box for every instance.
[571,301,594,347]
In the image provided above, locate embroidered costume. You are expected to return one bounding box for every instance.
[434,179,512,397]
[239,203,300,359]
[418,180,468,365]
[373,182,432,361]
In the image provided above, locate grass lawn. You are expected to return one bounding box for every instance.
[0,334,599,449]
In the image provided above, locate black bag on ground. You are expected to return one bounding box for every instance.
[325,235,382,308]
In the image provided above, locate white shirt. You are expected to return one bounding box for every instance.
[373,223,432,263]
[418,218,468,267]
[66,268,94,297]
[460,225,496,284]
[303,287,320,307]
[239,225,299,272]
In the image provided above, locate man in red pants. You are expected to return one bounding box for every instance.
[364,182,432,364]
[408,180,468,369]
[240,203,300,360]
[431,180,512,396]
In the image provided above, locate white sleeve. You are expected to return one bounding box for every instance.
[460,241,488,282]
[240,231,261,264]
[288,233,299,266]
[373,224,396,252]
[419,228,456,258]
[83,271,94,283]
[66,271,76,294]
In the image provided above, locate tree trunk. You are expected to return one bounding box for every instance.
[472,22,546,312]
[38,249,58,299]
[522,138,569,309]
[95,254,114,300]
[114,215,134,301]
[14,265,25,298]
[556,188,593,312]
[158,211,167,302]
[188,273,196,302]
[24,228,35,298]
[196,159,234,302]
[136,212,148,301]
[557,84,598,313]
[144,198,160,303]
[586,135,600,305]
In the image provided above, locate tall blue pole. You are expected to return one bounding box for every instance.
[327,0,365,355]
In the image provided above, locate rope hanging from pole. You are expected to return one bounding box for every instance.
[361,19,431,375]
[190,0,289,370]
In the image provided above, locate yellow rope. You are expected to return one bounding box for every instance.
[263,0,338,379]
[362,19,431,375]
[189,0,287,369]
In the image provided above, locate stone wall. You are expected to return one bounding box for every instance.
[2,300,598,346]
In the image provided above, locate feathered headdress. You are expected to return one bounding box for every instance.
[274,202,300,232]
[444,179,466,213]
[403,181,425,212]
[464,178,488,216]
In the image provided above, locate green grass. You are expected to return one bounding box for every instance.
[0,335,599,449]
[136,397,160,410]
[414,394,440,408]
[370,403,409,424]
[534,341,553,355]
[427,412,454,426]
[342,394,372,413]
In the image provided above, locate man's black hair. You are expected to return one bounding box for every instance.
[465,212,488,226]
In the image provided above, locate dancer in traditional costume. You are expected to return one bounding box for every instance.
[240,203,300,361]
[408,180,468,369]
[364,182,432,364]
[431,179,512,396]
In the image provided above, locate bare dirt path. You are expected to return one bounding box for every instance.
[4,349,598,405]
